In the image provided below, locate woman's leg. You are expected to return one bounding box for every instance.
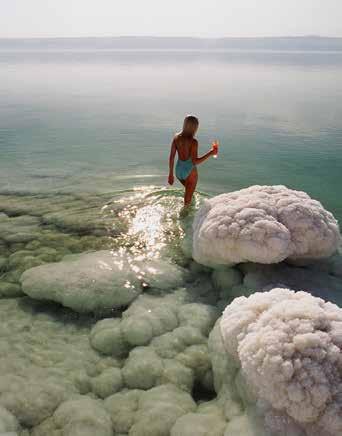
[184,168,198,206]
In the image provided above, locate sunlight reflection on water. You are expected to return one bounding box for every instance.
[98,186,197,291]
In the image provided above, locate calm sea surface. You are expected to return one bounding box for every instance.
[0,50,341,220]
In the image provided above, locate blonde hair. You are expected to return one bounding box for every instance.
[182,115,199,136]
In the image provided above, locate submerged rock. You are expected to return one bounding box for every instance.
[170,412,226,436]
[0,406,20,434]
[240,261,342,305]
[104,384,196,436]
[193,185,341,267]
[0,297,120,428]
[0,375,67,428]
[0,213,41,244]
[90,367,124,399]
[32,397,113,436]
[21,250,187,313]
[90,293,184,357]
[0,281,23,298]
[90,289,219,395]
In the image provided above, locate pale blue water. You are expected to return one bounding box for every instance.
[0,50,342,220]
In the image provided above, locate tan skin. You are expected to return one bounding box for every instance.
[168,121,215,206]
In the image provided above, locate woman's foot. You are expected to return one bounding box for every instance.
[179,204,192,218]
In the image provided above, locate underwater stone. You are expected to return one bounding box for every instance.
[306,253,342,278]
[90,289,218,394]
[160,359,194,393]
[122,347,164,390]
[0,281,22,298]
[0,375,67,427]
[240,262,342,306]
[32,397,113,436]
[171,412,226,436]
[90,291,218,358]
[121,294,180,346]
[131,384,196,436]
[0,297,119,429]
[104,389,141,434]
[91,368,124,399]
[1,269,22,284]
[105,384,196,436]
[211,267,243,300]
[0,256,7,271]
[0,406,20,434]
[223,415,256,436]
[0,214,41,244]
[90,318,129,357]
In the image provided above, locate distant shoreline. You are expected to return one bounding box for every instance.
[1,36,342,51]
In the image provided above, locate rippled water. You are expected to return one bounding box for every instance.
[1,50,342,218]
[0,49,341,435]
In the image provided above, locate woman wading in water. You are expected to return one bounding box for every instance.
[168,115,218,207]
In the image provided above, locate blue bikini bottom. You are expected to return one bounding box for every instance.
[176,158,195,181]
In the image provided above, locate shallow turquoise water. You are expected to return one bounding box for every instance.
[0,50,341,220]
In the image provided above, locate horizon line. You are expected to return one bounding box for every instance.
[1,34,342,40]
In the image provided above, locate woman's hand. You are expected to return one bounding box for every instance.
[168,174,174,185]
[211,141,218,153]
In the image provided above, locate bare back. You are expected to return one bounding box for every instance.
[174,133,197,161]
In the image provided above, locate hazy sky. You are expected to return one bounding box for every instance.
[1,0,341,38]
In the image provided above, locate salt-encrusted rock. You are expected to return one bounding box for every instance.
[171,412,226,436]
[90,291,219,394]
[90,368,124,399]
[32,397,113,436]
[193,185,341,267]
[105,384,196,436]
[0,406,20,434]
[90,291,218,358]
[21,250,187,313]
[219,288,342,436]
[0,375,67,427]
[0,297,120,428]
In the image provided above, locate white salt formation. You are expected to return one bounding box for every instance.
[0,406,20,434]
[1,187,341,436]
[219,288,342,436]
[90,289,219,394]
[0,192,120,302]
[32,397,113,436]
[21,250,187,313]
[104,384,196,436]
[193,185,341,266]
[0,297,120,433]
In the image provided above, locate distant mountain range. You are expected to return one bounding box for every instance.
[1,36,342,51]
